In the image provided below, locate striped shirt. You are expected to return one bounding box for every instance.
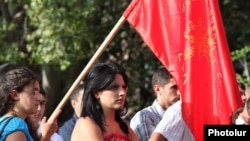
[153,101,195,141]
[130,100,165,141]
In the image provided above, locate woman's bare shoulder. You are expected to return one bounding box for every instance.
[71,117,103,141]
[76,116,94,123]
[75,117,99,130]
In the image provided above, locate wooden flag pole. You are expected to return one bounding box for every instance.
[48,16,127,122]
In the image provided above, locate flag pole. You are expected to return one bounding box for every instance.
[48,16,127,122]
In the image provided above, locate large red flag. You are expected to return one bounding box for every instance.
[123,0,242,140]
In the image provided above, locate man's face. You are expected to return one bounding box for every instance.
[35,93,46,120]
[155,78,180,110]
[28,93,46,128]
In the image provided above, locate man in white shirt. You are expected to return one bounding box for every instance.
[149,101,194,141]
[130,67,181,141]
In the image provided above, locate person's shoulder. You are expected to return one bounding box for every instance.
[130,109,148,124]
[75,117,100,131]
[71,117,103,140]
[58,115,76,134]
[131,104,155,119]
[162,101,181,118]
[130,105,158,129]
[9,116,23,121]
[0,116,29,140]
[76,116,92,123]
[8,116,27,128]
[168,100,181,111]
[51,132,64,141]
[61,115,76,125]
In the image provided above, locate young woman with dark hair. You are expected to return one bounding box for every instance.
[71,62,138,141]
[0,67,60,141]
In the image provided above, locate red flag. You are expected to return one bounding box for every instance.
[123,0,242,140]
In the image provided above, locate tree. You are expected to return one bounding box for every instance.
[0,0,250,122]
[219,0,250,86]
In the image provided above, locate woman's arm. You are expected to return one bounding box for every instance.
[5,131,27,141]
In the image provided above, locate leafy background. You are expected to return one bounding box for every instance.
[0,0,249,123]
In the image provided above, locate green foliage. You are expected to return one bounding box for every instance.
[231,46,250,61]
[0,0,30,64]
[219,0,250,85]
[1,0,250,120]
[231,46,250,86]
[219,0,250,51]
[26,0,97,70]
